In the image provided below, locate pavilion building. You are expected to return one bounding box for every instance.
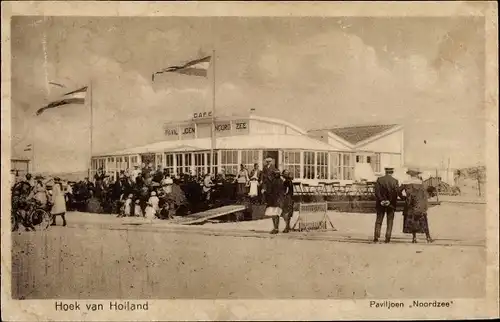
[91,111,404,184]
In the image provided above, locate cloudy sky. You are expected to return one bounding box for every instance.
[11,16,485,173]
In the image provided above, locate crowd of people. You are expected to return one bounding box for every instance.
[11,173,67,229]
[11,160,435,242]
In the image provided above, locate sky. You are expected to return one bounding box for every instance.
[10,16,486,173]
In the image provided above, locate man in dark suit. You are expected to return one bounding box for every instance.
[374,167,399,243]
[260,157,277,203]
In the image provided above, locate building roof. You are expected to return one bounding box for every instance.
[326,124,400,145]
[163,112,308,135]
[96,134,339,157]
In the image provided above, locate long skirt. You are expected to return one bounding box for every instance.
[403,211,429,234]
[282,195,294,220]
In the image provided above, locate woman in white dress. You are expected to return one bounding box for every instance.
[248,163,260,199]
[51,177,67,226]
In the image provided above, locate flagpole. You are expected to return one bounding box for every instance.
[210,49,216,175]
[32,139,35,173]
[89,80,93,179]
[31,120,36,174]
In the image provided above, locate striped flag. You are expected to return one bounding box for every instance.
[24,144,32,152]
[152,55,211,81]
[36,86,88,116]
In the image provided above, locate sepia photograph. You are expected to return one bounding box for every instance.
[1,1,498,321]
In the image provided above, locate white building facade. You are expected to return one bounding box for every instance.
[91,113,405,183]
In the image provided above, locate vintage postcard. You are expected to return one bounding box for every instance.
[1,1,498,321]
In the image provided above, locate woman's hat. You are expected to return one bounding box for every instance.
[128,194,133,198]
[54,177,61,182]
[151,191,157,196]
[406,168,421,175]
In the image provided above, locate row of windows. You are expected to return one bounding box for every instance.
[93,150,385,181]
[291,151,356,180]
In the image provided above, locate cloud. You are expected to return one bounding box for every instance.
[10,17,485,172]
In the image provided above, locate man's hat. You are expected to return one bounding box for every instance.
[406,168,421,176]
[54,177,61,182]
[265,157,273,162]
[384,167,394,173]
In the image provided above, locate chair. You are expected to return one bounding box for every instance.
[292,182,304,203]
[301,183,313,202]
[321,182,334,199]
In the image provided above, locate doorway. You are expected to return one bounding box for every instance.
[263,150,279,167]
[140,153,155,167]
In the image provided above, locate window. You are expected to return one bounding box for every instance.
[372,153,381,173]
[130,156,138,166]
[241,150,260,171]
[342,153,355,180]
[184,153,193,174]
[124,156,130,170]
[165,153,174,175]
[175,154,183,175]
[329,152,341,180]
[356,155,366,163]
[221,150,238,175]
[207,151,218,174]
[194,152,205,175]
[116,157,122,171]
[283,151,301,179]
[155,154,163,169]
[98,159,105,170]
[317,152,328,179]
[303,152,316,179]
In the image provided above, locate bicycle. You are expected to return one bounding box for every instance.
[11,199,52,232]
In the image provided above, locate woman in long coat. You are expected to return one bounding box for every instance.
[399,169,433,243]
[51,177,67,226]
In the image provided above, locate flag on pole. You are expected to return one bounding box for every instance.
[152,55,211,81]
[36,86,88,116]
[23,144,32,152]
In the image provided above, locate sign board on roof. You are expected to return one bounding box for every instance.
[192,111,213,120]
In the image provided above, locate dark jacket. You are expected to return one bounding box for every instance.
[398,181,428,216]
[261,165,276,191]
[374,174,399,209]
[265,176,285,208]
[152,170,164,183]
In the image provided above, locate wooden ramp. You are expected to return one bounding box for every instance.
[171,205,247,225]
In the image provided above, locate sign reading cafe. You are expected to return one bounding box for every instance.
[193,111,213,120]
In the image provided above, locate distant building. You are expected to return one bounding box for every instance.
[11,158,31,177]
[91,112,404,183]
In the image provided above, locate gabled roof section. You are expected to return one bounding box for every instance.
[327,124,401,146]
